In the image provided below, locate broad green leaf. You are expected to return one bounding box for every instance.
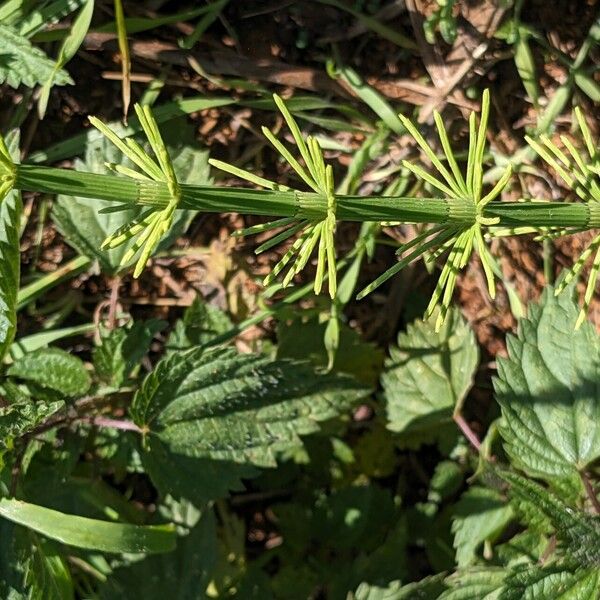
[352,581,404,600]
[439,568,507,600]
[131,346,369,499]
[277,315,384,386]
[429,460,464,504]
[99,509,217,599]
[23,535,73,600]
[8,348,90,398]
[0,520,74,600]
[52,128,208,275]
[0,398,64,452]
[312,485,395,552]
[500,566,600,600]
[139,435,256,504]
[93,319,166,388]
[0,24,72,88]
[452,487,513,567]
[382,308,478,444]
[500,470,600,567]
[0,498,176,553]
[495,290,600,484]
[132,346,369,467]
[355,574,446,600]
[167,297,233,352]
[0,130,22,363]
[496,531,547,568]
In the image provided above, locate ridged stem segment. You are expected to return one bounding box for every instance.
[13,164,600,230]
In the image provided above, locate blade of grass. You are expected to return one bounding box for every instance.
[0,498,175,554]
[329,63,405,135]
[17,255,92,310]
[180,0,230,49]
[114,0,131,122]
[38,0,94,119]
[313,0,417,50]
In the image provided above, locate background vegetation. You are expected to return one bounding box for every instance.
[1,0,600,598]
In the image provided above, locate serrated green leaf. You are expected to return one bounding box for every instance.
[0,130,22,363]
[0,498,176,554]
[312,485,395,552]
[132,346,369,468]
[23,535,73,600]
[500,565,600,600]
[277,315,384,386]
[52,130,208,275]
[500,470,600,567]
[356,574,446,600]
[352,580,405,600]
[495,289,600,484]
[167,297,233,352]
[99,509,216,599]
[0,24,72,88]
[440,567,507,600]
[0,398,64,452]
[140,435,256,504]
[382,308,478,444]
[0,520,74,600]
[93,319,166,388]
[452,487,514,567]
[8,348,90,398]
[496,530,547,568]
[429,460,464,504]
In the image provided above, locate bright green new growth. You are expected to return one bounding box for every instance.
[88,104,181,278]
[0,134,15,202]
[526,107,600,328]
[358,90,512,331]
[209,94,338,298]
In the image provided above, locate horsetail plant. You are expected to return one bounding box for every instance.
[356,89,512,330]
[209,94,338,298]
[2,92,600,330]
[89,104,182,278]
[526,106,600,328]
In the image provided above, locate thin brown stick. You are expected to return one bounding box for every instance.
[107,275,121,330]
[85,416,142,433]
[539,535,557,565]
[454,412,481,452]
[580,470,600,514]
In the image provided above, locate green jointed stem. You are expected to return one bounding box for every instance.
[7,91,600,331]
[12,163,600,228]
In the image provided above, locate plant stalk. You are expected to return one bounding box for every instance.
[13,164,600,229]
